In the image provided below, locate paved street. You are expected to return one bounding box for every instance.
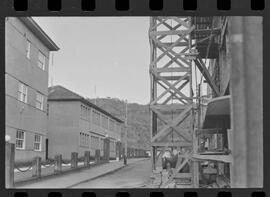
[72,158,151,188]
[16,158,148,188]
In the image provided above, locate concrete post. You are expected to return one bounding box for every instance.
[54,154,62,174]
[84,151,90,167]
[5,142,14,188]
[32,157,41,178]
[95,149,100,164]
[71,152,78,168]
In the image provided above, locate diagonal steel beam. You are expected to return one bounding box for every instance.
[151,105,193,143]
[151,107,191,142]
[193,58,220,96]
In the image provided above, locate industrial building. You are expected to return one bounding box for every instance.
[47,85,123,160]
[5,17,59,162]
[149,16,262,188]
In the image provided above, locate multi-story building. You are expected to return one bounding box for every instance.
[5,17,59,162]
[47,85,123,160]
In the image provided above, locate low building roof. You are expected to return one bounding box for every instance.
[48,85,124,123]
[19,17,59,51]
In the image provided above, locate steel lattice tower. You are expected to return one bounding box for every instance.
[149,17,197,187]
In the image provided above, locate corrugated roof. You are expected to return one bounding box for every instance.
[48,85,124,123]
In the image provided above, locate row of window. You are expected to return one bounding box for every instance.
[79,133,116,153]
[81,105,122,132]
[15,130,42,151]
[18,82,44,110]
[80,105,91,120]
[26,40,46,71]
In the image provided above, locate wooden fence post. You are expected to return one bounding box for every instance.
[95,149,100,164]
[54,154,62,174]
[71,152,78,168]
[32,157,41,178]
[5,142,14,188]
[84,151,90,167]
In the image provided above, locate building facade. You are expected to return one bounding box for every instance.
[5,17,59,162]
[47,85,123,160]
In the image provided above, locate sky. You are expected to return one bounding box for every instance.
[33,17,150,104]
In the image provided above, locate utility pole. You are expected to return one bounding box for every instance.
[124,99,128,165]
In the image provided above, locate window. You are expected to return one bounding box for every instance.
[38,51,46,70]
[26,40,31,59]
[36,92,44,110]
[79,132,82,145]
[34,134,42,151]
[16,130,25,149]
[80,132,89,147]
[109,119,115,131]
[81,105,89,120]
[101,115,108,129]
[87,108,91,121]
[47,103,49,116]
[100,138,104,150]
[91,136,99,149]
[18,82,27,103]
[92,110,100,125]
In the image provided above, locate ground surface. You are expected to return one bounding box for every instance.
[72,158,151,188]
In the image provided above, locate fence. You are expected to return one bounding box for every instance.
[6,143,108,188]
[5,142,149,188]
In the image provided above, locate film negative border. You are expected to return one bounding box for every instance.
[0,0,268,15]
[9,0,268,12]
[8,190,268,197]
[10,0,265,11]
[0,0,269,197]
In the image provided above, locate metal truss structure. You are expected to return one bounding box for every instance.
[149,16,226,188]
[149,17,196,187]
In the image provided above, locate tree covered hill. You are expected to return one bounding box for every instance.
[87,98,151,149]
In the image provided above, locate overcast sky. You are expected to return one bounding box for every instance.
[33,17,150,104]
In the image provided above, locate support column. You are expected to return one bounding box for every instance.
[5,142,14,188]
[229,16,263,187]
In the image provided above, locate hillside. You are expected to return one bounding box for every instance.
[88,98,151,149]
